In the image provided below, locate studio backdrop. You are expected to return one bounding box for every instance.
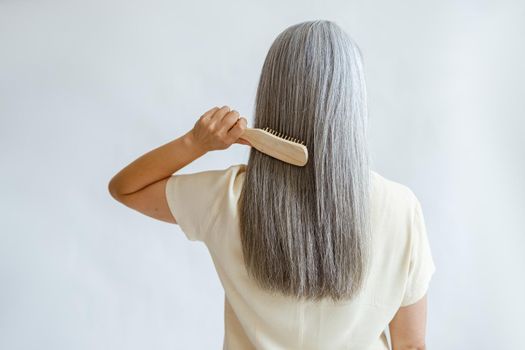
[1,0,524,349]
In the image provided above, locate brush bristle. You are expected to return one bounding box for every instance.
[262,127,306,145]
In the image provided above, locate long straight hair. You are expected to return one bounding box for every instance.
[239,20,371,302]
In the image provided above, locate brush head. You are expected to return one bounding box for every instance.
[241,127,308,166]
[262,127,307,146]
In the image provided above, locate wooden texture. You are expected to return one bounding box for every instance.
[240,128,309,166]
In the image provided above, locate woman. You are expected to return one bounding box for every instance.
[108,20,436,350]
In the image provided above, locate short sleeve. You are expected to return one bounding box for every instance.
[165,164,245,242]
[400,196,437,307]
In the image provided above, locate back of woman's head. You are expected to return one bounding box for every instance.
[239,20,371,302]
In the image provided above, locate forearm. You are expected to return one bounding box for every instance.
[108,130,207,196]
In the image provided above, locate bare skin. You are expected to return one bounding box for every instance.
[108,105,250,224]
[389,294,428,350]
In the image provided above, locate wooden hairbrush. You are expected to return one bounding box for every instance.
[239,127,308,166]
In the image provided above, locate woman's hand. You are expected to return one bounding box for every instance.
[189,105,252,152]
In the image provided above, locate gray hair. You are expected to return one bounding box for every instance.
[239,20,371,302]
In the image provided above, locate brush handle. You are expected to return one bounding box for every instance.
[240,127,308,166]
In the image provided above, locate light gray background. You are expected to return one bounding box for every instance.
[1,0,524,349]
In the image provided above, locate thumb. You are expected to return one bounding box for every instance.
[235,138,252,146]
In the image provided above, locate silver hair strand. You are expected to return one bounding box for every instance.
[239,20,371,302]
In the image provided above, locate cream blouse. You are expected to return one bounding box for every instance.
[165,164,436,350]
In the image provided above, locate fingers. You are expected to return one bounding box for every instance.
[221,110,240,132]
[200,106,220,120]
[214,106,241,134]
[235,137,251,146]
[199,105,249,148]
[227,117,247,143]
[209,105,231,124]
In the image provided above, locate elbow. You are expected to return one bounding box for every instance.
[392,341,426,350]
[399,345,426,350]
[108,178,121,200]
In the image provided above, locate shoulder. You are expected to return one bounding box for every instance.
[227,163,247,177]
[225,163,247,188]
[177,163,246,184]
[166,163,246,207]
[371,170,418,202]
[370,170,420,219]
[205,163,247,203]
